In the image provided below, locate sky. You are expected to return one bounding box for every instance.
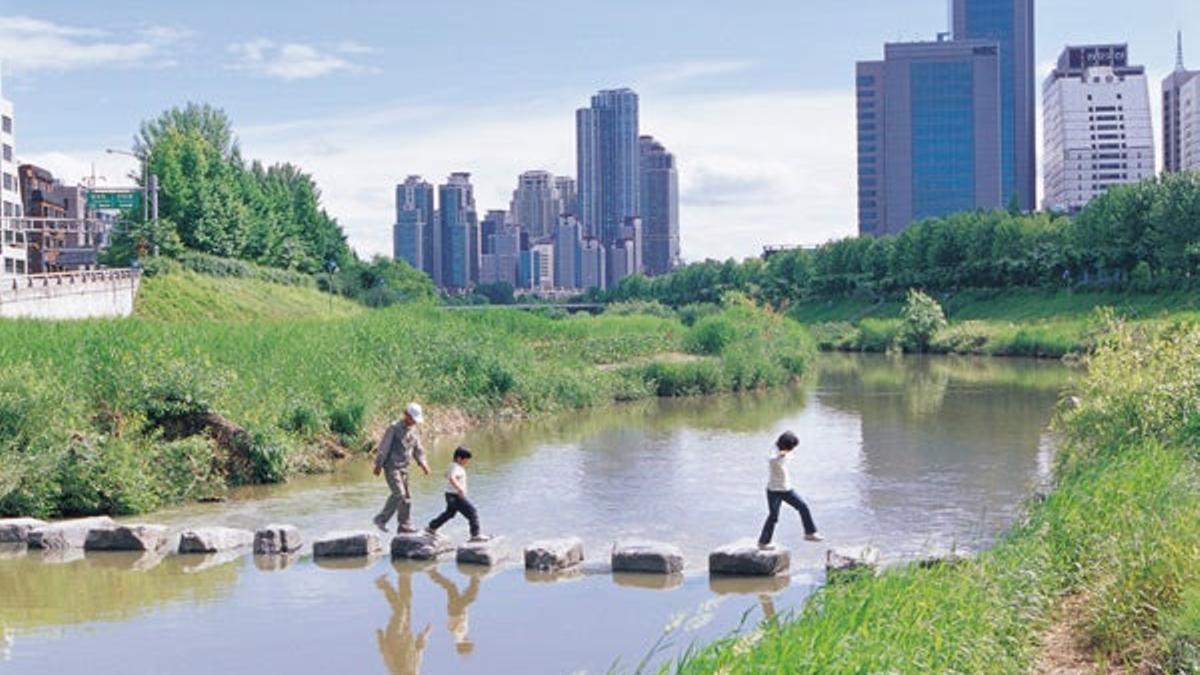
[1,0,1198,262]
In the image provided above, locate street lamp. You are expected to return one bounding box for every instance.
[105,148,147,223]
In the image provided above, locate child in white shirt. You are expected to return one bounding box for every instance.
[758,431,823,550]
[426,447,489,542]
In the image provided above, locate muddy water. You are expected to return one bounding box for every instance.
[0,354,1069,674]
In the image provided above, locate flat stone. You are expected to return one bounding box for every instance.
[456,537,507,567]
[312,530,383,558]
[390,532,453,561]
[0,518,45,544]
[27,516,115,549]
[708,540,790,577]
[178,527,254,554]
[253,524,303,555]
[84,524,171,552]
[524,537,584,571]
[611,540,684,575]
[826,546,880,583]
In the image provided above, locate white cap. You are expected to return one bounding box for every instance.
[405,402,425,424]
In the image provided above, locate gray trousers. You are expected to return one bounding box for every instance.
[375,466,412,530]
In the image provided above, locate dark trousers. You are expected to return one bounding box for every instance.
[428,493,480,537]
[758,489,817,545]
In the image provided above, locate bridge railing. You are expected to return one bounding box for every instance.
[4,268,141,291]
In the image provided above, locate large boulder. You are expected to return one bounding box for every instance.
[84,524,171,552]
[524,537,584,571]
[708,540,790,577]
[456,537,507,567]
[312,531,383,558]
[27,516,115,549]
[825,546,880,583]
[390,532,452,561]
[253,524,303,555]
[0,518,45,544]
[178,527,255,554]
[611,540,684,575]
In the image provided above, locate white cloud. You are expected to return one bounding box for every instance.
[227,39,372,80]
[235,88,856,263]
[334,40,378,55]
[632,59,757,88]
[0,15,184,72]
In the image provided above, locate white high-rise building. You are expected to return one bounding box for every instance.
[1179,76,1200,173]
[510,170,566,240]
[1043,45,1156,213]
[1,70,27,278]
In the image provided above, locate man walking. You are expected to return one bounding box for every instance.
[373,402,431,533]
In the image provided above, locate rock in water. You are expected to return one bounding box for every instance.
[708,540,790,577]
[27,517,116,549]
[390,533,452,561]
[253,524,303,554]
[457,537,507,566]
[0,518,45,544]
[312,531,383,558]
[524,537,584,571]
[611,540,685,575]
[178,527,255,554]
[84,524,171,552]
[825,546,880,583]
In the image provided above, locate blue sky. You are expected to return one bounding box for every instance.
[2,1,1198,261]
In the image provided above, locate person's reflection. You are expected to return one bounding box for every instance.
[375,573,431,675]
[427,569,481,655]
[758,594,778,624]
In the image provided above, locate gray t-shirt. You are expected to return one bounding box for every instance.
[374,421,426,470]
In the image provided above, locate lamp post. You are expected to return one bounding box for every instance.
[104,148,147,223]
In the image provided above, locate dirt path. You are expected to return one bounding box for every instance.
[1033,595,1097,675]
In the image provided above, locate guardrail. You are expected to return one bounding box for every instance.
[6,268,140,291]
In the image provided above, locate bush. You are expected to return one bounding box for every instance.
[899,289,947,352]
[684,315,739,355]
[244,429,290,484]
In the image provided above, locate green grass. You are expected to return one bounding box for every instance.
[0,282,814,518]
[792,288,1200,358]
[668,319,1200,673]
[136,269,364,321]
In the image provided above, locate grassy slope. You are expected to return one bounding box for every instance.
[790,289,1200,357]
[671,320,1200,673]
[136,269,363,321]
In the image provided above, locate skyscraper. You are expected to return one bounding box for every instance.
[856,39,1003,235]
[1043,45,1155,213]
[394,176,435,278]
[638,135,680,276]
[438,172,477,290]
[576,88,640,245]
[554,176,577,217]
[952,0,1036,211]
[510,170,565,240]
[579,238,606,291]
[480,210,508,256]
[1,74,27,278]
[1163,32,1200,174]
[553,215,582,290]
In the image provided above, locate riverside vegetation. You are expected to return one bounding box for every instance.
[0,279,813,519]
[669,317,1200,673]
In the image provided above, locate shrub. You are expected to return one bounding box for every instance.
[684,315,739,355]
[899,289,947,352]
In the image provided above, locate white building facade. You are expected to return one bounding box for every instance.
[1177,73,1200,172]
[1043,45,1155,213]
[1,80,27,278]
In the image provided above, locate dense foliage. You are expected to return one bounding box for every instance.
[672,319,1200,673]
[604,173,1200,308]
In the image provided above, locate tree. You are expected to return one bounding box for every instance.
[474,282,515,305]
[900,289,947,353]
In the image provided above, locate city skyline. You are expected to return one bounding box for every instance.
[2,1,1198,263]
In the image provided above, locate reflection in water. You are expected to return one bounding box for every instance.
[613,572,684,591]
[375,572,430,675]
[428,569,480,655]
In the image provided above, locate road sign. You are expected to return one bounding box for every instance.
[87,190,142,211]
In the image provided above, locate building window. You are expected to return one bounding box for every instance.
[4,258,12,274]
[15,260,25,275]
[1,145,11,162]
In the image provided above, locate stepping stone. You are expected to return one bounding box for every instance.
[456,537,507,567]
[312,531,383,558]
[826,546,880,583]
[390,532,452,561]
[611,540,684,575]
[27,516,115,549]
[0,518,45,544]
[84,524,171,552]
[708,540,790,577]
[253,524,303,555]
[178,527,254,554]
[524,537,584,571]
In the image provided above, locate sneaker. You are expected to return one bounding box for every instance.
[757,542,775,551]
[372,517,389,533]
[804,533,825,543]
[423,528,440,540]
[397,525,419,535]
[469,534,492,543]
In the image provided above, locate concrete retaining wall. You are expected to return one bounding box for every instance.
[0,269,140,320]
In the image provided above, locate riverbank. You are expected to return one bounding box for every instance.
[0,279,814,519]
[790,287,1200,358]
[671,318,1200,673]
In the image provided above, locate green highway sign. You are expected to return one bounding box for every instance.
[87,190,142,211]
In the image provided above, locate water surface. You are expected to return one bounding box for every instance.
[0,354,1069,674]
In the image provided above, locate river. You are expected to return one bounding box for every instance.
[0,353,1070,674]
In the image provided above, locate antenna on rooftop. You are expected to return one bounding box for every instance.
[1178,29,1187,71]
